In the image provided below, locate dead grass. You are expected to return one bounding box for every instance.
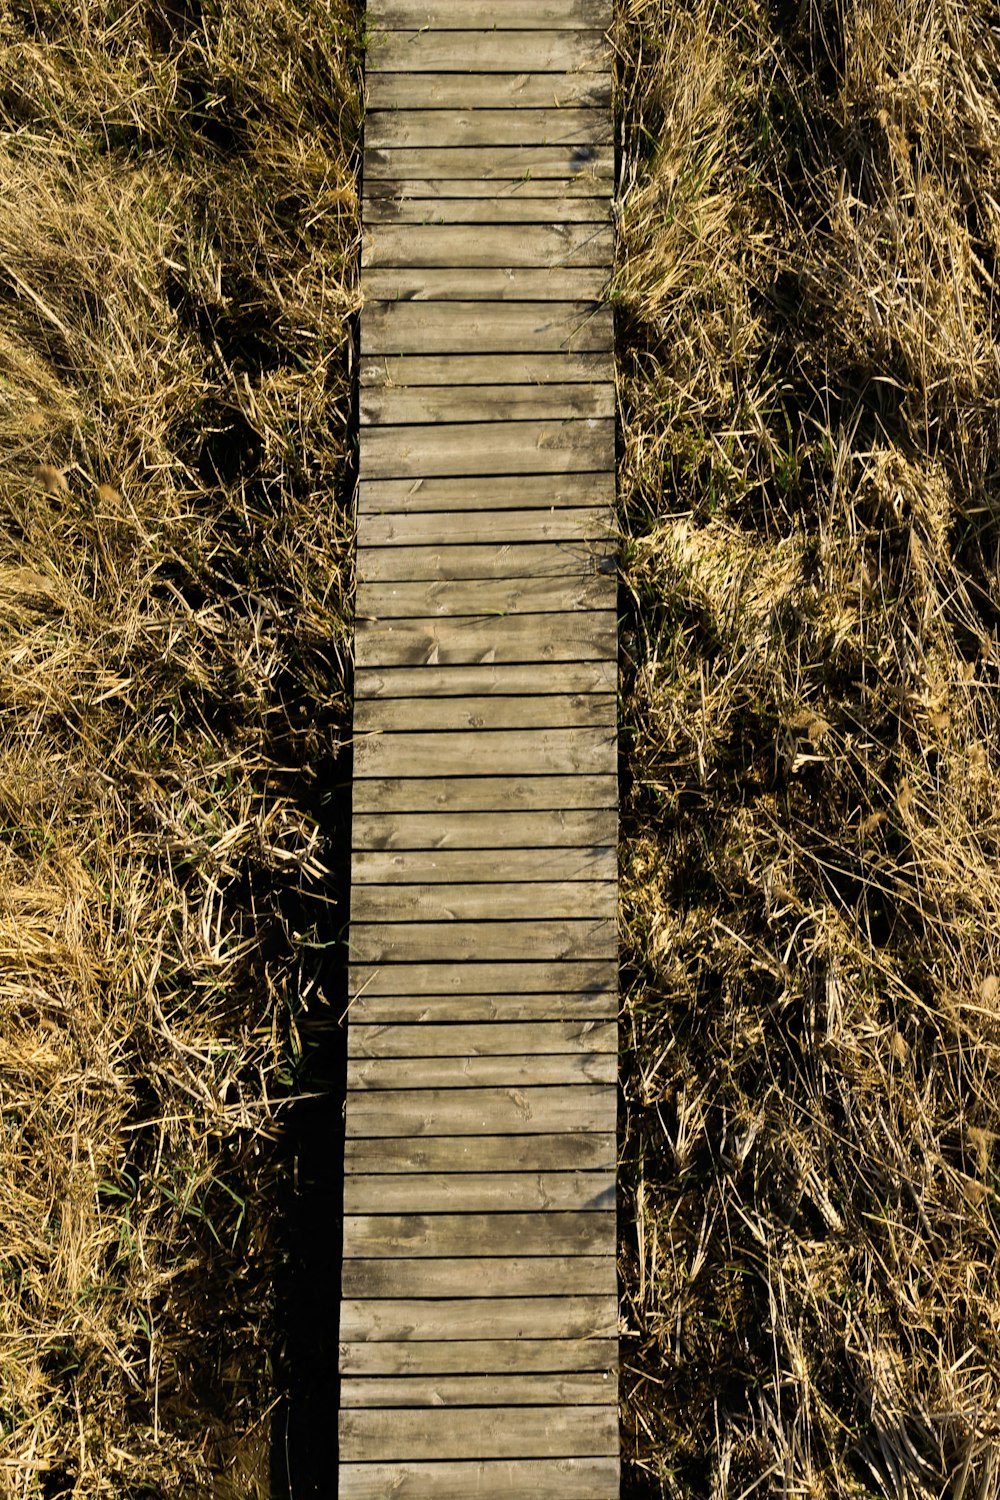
[614,0,1000,1493]
[0,0,361,1490]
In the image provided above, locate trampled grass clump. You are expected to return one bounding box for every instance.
[0,1,361,1489]
[613,0,1000,1493]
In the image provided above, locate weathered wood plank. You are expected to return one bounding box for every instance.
[343,1169,615,1211]
[349,918,616,964]
[349,959,615,996]
[367,144,613,185]
[356,663,616,698]
[366,109,612,151]
[363,223,612,268]
[370,0,612,28]
[340,1458,619,1498]
[343,1134,616,1173]
[355,614,617,669]
[360,422,614,479]
[360,353,612,387]
[360,380,613,424]
[340,1371,616,1405]
[340,1339,617,1377]
[366,73,611,111]
[352,808,617,850]
[366,195,611,224]
[347,1051,616,1090]
[344,1084,615,1137]
[351,847,616,884]
[339,1405,617,1460]
[360,513,615,550]
[367,171,610,200]
[366,30,610,75]
[356,574,610,617]
[347,991,616,1023]
[362,266,607,302]
[341,1299,616,1346]
[341,1256,615,1299]
[351,774,617,813]
[363,300,612,355]
[353,694,615,732]
[349,878,617,922]
[353,730,615,780]
[359,471,615,509]
[343,1209,614,1253]
[357,542,615,582]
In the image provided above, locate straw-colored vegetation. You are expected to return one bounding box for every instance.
[614,0,1000,1493]
[0,1,361,1490]
[3,0,1000,1492]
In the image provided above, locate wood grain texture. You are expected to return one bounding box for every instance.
[352,773,617,814]
[359,421,614,479]
[343,1134,617,1173]
[366,73,612,111]
[349,959,615,996]
[366,145,613,185]
[366,29,611,75]
[351,808,617,849]
[359,472,616,512]
[339,1458,619,1498]
[347,1051,616,1089]
[347,992,617,1024]
[343,1084,616,1137]
[352,694,616,731]
[340,1370,617,1405]
[370,0,612,28]
[366,109,612,151]
[351,846,616,883]
[362,265,607,302]
[354,614,617,670]
[355,574,611,618]
[356,663,616,698]
[348,918,617,963]
[366,194,611,224]
[339,1339,618,1376]
[342,1169,615,1211]
[339,1405,617,1459]
[341,1258,615,1300]
[342,1209,614,1253]
[360,352,612,387]
[362,300,612,355]
[348,876,616,921]
[358,509,616,546]
[360,379,613,422]
[356,541,616,582]
[363,222,612,268]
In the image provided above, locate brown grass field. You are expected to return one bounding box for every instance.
[2,0,1000,1494]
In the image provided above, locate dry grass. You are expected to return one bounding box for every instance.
[0,1,361,1491]
[614,0,1000,1493]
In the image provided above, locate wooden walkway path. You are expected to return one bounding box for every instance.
[340,3,618,1493]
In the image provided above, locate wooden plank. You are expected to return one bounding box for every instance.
[366,73,611,111]
[354,728,615,778]
[344,1134,616,1173]
[349,960,615,996]
[359,422,614,479]
[362,223,611,271]
[342,1209,614,1253]
[347,1020,617,1056]
[366,109,612,151]
[359,471,615,508]
[362,222,612,268]
[355,614,617,669]
[352,808,617,849]
[360,353,612,388]
[341,1256,614,1298]
[340,1371,616,1405]
[340,1458,619,1498]
[351,847,616,884]
[371,0,612,28]
[359,513,615,548]
[356,663,616,697]
[344,1084,615,1137]
[360,380,613,423]
[367,145,613,185]
[351,775,617,813]
[349,918,616,963]
[357,542,615,582]
[347,1052,616,1089]
[347,992,617,1023]
[341,1299,616,1346]
[368,172,609,201]
[343,1169,615,1211]
[340,1339,617,1377]
[356,574,610,616]
[348,878,617,922]
[339,1405,616,1459]
[362,266,606,302]
[353,695,615,731]
[366,195,611,224]
[362,300,611,355]
[366,30,610,75]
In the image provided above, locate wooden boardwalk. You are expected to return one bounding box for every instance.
[340,3,618,1493]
